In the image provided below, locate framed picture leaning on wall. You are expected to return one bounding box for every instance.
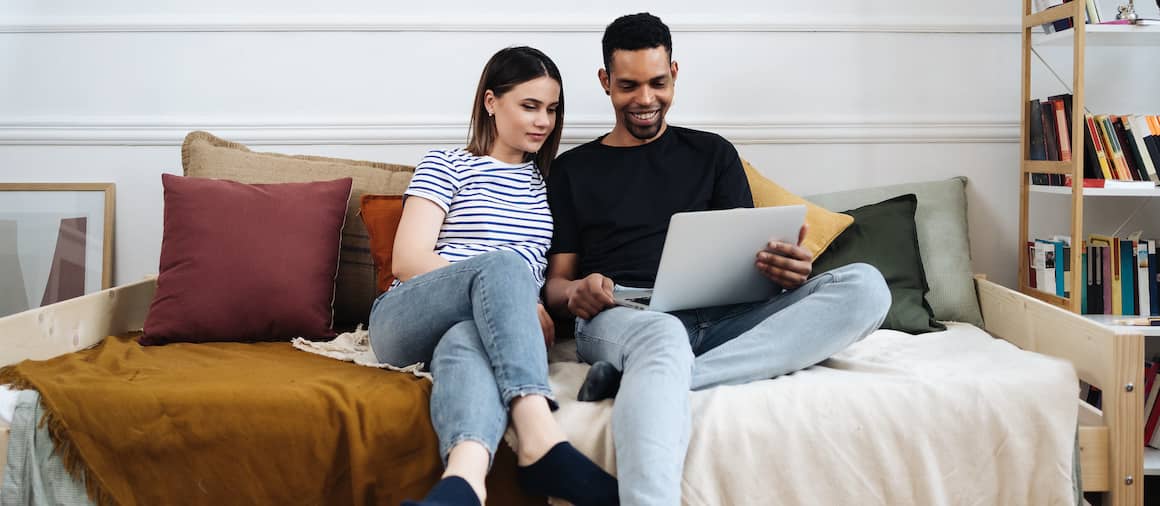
[0,183,115,318]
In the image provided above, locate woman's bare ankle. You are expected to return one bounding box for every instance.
[444,441,490,503]
[510,396,566,465]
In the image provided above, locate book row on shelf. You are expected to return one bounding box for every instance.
[1027,234,1160,316]
[1028,93,1160,189]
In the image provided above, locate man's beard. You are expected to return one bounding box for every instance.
[626,115,663,140]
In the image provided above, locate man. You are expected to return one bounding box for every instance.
[543,12,891,505]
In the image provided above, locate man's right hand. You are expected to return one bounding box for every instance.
[565,273,616,319]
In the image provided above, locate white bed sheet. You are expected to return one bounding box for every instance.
[539,322,1080,506]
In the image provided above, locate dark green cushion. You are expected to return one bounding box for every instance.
[812,194,945,334]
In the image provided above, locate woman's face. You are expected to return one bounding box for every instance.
[485,75,560,163]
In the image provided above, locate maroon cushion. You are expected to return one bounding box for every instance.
[141,174,353,345]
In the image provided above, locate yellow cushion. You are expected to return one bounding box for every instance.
[741,159,853,257]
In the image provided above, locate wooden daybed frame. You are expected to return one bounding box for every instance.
[0,275,1145,505]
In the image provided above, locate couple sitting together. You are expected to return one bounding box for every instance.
[368,12,891,506]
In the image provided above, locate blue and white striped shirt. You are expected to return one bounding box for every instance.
[400,148,552,287]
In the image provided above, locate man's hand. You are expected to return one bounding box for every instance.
[565,273,616,320]
[756,224,814,290]
[537,303,555,348]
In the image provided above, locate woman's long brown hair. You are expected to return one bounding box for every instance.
[466,46,564,177]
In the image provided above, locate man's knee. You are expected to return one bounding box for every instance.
[836,263,891,322]
[624,313,693,370]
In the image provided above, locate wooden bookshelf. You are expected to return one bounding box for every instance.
[1018,3,1160,505]
[1018,4,1160,315]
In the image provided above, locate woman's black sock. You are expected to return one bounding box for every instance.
[517,442,619,506]
[400,476,480,506]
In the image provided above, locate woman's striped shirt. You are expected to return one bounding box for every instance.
[399,148,552,287]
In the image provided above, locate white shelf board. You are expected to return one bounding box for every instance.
[1147,446,1160,475]
[1030,184,1160,197]
[1082,314,1160,336]
[1036,24,1160,47]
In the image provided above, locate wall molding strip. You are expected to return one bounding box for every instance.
[0,118,1020,146]
[0,15,1020,34]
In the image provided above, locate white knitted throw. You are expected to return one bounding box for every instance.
[291,326,432,381]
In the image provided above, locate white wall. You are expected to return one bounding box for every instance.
[2,0,1158,290]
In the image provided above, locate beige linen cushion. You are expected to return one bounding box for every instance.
[181,131,414,327]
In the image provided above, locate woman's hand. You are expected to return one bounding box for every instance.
[537,303,555,348]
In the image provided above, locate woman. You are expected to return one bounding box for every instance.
[369,47,618,506]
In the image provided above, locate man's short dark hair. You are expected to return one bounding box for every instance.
[601,13,672,70]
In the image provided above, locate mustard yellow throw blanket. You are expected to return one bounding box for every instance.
[0,334,536,505]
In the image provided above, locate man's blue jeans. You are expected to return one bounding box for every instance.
[574,263,891,505]
[368,251,554,464]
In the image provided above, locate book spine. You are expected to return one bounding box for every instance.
[1112,241,1122,315]
[1046,105,1062,185]
[1127,115,1159,184]
[1140,242,1152,316]
[1100,116,1132,180]
[1087,114,1114,180]
[1094,245,1105,314]
[1151,240,1159,317]
[1028,241,1038,289]
[1113,117,1144,181]
[1035,240,1057,295]
[1122,240,1136,316]
[1053,99,1072,162]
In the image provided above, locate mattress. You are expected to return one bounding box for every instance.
[2,324,1080,505]
[540,322,1081,506]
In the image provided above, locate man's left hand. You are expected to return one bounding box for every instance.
[755,224,813,290]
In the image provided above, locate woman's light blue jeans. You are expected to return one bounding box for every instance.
[368,250,554,464]
[574,262,891,505]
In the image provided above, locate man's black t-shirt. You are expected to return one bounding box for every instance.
[548,125,754,288]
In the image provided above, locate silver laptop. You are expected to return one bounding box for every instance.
[613,205,807,312]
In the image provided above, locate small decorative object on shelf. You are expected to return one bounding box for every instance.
[1116,1,1140,23]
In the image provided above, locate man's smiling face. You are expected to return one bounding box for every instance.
[601,46,677,144]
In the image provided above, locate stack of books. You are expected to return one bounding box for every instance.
[1028,94,1160,189]
[1027,234,1160,316]
[1034,0,1114,32]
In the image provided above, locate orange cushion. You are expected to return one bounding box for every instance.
[741,160,853,258]
[360,195,406,295]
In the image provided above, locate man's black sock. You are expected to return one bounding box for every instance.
[517,442,619,506]
[401,476,480,506]
[577,361,622,402]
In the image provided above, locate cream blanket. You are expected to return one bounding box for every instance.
[295,323,1079,504]
[539,323,1079,506]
